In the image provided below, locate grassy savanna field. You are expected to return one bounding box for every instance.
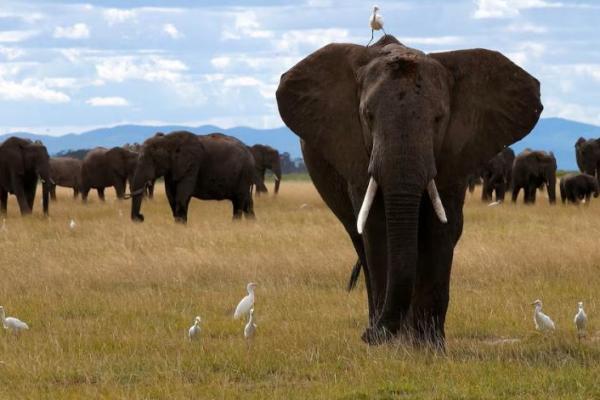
[1,179,600,399]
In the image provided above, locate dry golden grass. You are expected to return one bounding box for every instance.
[1,181,599,399]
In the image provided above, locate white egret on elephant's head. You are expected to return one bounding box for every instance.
[188,316,201,340]
[0,306,29,334]
[574,301,587,339]
[367,5,386,46]
[234,282,257,319]
[531,299,555,332]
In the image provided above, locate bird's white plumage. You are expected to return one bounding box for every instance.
[188,316,201,340]
[574,301,587,338]
[244,309,257,339]
[369,5,384,31]
[69,219,76,230]
[0,306,29,333]
[532,299,555,332]
[234,282,257,319]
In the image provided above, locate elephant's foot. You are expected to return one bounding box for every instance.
[131,213,144,222]
[361,326,394,345]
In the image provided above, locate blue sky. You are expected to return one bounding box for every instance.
[0,0,599,135]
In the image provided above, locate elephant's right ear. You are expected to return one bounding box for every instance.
[276,44,370,184]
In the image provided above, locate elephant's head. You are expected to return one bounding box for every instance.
[130,131,202,222]
[277,36,541,312]
[252,144,282,194]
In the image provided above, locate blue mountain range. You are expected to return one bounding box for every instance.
[1,117,599,170]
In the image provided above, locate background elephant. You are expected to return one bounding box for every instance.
[560,173,599,204]
[0,137,51,216]
[575,137,600,184]
[481,148,515,202]
[49,157,82,200]
[465,170,482,194]
[511,150,556,204]
[276,35,542,347]
[123,142,155,198]
[130,131,256,223]
[80,147,138,202]
[249,144,282,195]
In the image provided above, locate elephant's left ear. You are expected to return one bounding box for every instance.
[430,49,543,175]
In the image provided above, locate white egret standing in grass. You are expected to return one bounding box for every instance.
[69,218,76,230]
[244,308,257,340]
[531,299,555,332]
[367,5,386,46]
[234,282,257,319]
[0,306,29,334]
[574,301,587,340]
[188,316,201,341]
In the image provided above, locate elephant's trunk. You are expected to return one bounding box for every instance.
[42,181,50,216]
[130,161,152,222]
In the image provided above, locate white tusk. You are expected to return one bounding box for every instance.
[273,175,280,182]
[427,180,448,224]
[357,177,378,234]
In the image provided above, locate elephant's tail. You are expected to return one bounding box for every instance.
[347,259,362,291]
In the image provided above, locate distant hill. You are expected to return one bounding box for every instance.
[1,117,599,170]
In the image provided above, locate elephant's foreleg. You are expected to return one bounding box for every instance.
[165,178,177,218]
[511,185,521,203]
[114,180,126,199]
[174,177,195,223]
[73,187,79,199]
[10,174,31,215]
[97,188,105,201]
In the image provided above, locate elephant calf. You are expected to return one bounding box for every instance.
[511,149,557,204]
[80,147,138,202]
[560,173,599,204]
[49,157,82,200]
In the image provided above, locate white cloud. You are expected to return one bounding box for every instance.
[163,23,182,39]
[53,23,90,40]
[0,11,44,24]
[544,97,600,126]
[0,30,39,43]
[103,8,137,25]
[0,76,70,103]
[211,56,231,69]
[506,41,546,66]
[0,46,25,60]
[306,0,333,6]
[95,56,188,83]
[473,0,566,19]
[274,29,349,52]
[224,76,262,87]
[223,11,274,40]
[86,96,130,107]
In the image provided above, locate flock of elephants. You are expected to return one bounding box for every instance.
[1,35,597,349]
[0,133,282,221]
[467,139,600,205]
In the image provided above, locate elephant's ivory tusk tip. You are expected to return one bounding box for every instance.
[427,180,448,224]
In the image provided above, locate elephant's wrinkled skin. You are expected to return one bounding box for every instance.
[276,36,542,347]
[130,131,256,223]
[250,144,282,194]
[49,157,82,200]
[511,149,556,204]
[0,137,52,216]
[80,147,138,202]
[560,173,599,204]
[481,148,515,202]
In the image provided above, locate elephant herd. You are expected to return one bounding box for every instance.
[0,132,283,221]
[468,139,600,205]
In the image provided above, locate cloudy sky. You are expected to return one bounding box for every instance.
[0,0,599,135]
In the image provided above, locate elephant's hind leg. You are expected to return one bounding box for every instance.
[0,189,7,215]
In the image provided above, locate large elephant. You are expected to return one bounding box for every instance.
[276,35,542,347]
[575,137,600,183]
[130,131,256,223]
[480,148,515,202]
[0,137,52,216]
[49,157,82,200]
[560,173,599,204]
[249,144,282,194]
[80,147,138,202]
[123,142,155,198]
[511,150,556,204]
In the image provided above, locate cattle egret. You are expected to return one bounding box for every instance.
[367,5,386,46]
[69,219,76,230]
[488,200,503,207]
[0,306,29,334]
[531,299,555,332]
[244,309,257,340]
[234,282,257,319]
[188,316,201,340]
[574,301,587,339]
